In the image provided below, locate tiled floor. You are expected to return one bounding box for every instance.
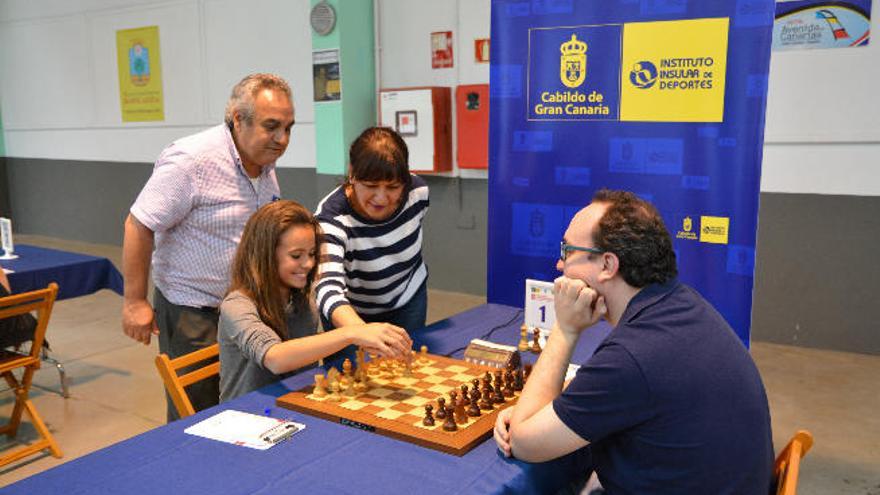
[2,236,879,494]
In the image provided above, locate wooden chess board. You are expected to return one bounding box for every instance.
[275,353,520,456]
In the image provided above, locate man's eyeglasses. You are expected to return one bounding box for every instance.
[560,241,605,261]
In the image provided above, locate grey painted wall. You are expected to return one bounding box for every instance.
[4,158,877,354]
[0,157,9,217]
[751,193,879,354]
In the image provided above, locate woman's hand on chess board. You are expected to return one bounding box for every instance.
[344,322,412,359]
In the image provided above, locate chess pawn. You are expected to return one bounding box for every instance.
[342,358,353,386]
[313,374,328,397]
[472,378,481,392]
[482,378,493,396]
[344,377,357,396]
[367,353,380,376]
[503,370,515,397]
[514,367,524,391]
[493,382,506,404]
[467,395,482,417]
[423,404,435,427]
[479,388,494,410]
[449,390,458,409]
[518,324,530,352]
[470,386,481,403]
[460,384,469,400]
[531,328,542,353]
[419,345,429,365]
[328,379,342,402]
[327,367,341,386]
[355,347,366,372]
[442,406,458,432]
[435,397,447,419]
[454,395,468,424]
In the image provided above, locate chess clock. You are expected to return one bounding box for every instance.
[463,339,521,369]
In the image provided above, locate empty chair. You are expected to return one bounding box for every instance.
[0,283,62,466]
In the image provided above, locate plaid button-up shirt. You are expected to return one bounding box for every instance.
[131,124,280,308]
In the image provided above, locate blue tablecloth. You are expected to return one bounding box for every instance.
[5,304,613,494]
[1,244,123,301]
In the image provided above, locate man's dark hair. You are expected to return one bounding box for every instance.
[591,189,677,287]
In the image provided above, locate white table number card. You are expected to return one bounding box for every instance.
[524,279,556,338]
[0,218,18,260]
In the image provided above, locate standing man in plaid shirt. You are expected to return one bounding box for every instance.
[121,73,295,421]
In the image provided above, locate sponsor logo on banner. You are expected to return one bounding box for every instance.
[700,216,730,244]
[527,18,728,122]
[629,61,658,88]
[560,35,588,88]
[619,18,729,122]
[772,3,871,50]
[528,25,621,120]
[676,216,698,240]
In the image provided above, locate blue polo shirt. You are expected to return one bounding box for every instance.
[553,280,773,494]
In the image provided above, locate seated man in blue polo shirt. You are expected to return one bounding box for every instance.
[494,189,774,494]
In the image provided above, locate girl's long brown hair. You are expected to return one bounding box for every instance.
[228,200,322,338]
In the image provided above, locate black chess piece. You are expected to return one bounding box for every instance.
[493,382,506,404]
[503,370,515,397]
[442,406,457,432]
[435,397,447,419]
[514,367,524,391]
[467,395,481,417]
[423,404,435,427]
[479,388,495,410]
[460,384,469,399]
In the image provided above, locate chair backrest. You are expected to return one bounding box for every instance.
[774,430,814,495]
[155,344,220,419]
[0,282,58,361]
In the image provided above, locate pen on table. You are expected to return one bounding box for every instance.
[261,422,299,444]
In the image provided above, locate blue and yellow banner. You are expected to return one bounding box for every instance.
[488,0,776,346]
[116,26,164,122]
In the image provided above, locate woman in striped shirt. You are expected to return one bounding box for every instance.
[315,127,429,353]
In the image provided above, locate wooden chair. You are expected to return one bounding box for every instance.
[0,283,62,466]
[154,344,220,419]
[774,430,814,495]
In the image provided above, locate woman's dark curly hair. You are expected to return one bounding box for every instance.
[591,189,677,288]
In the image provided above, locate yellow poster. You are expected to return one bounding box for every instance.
[619,18,729,122]
[116,26,164,122]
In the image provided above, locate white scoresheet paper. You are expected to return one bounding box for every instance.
[184,410,305,450]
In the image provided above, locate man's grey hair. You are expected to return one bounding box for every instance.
[224,73,292,127]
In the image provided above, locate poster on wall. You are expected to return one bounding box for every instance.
[773,0,871,50]
[313,49,341,102]
[431,31,454,68]
[116,26,164,122]
[488,0,776,346]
